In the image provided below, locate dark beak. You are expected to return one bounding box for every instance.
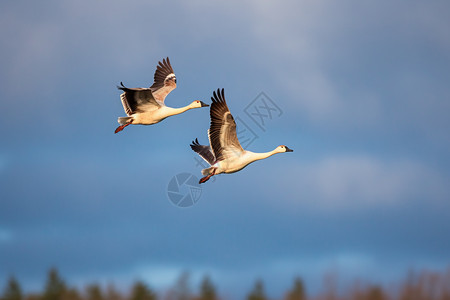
[285,146,294,152]
[200,101,209,107]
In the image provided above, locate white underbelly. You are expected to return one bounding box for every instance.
[133,111,166,125]
[218,158,252,174]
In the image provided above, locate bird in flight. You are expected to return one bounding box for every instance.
[191,88,293,183]
[115,57,209,133]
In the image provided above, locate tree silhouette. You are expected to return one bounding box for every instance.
[365,285,385,300]
[42,269,67,300]
[105,284,122,300]
[167,272,191,300]
[285,277,305,300]
[2,276,22,300]
[247,279,267,300]
[3,267,450,300]
[63,288,82,300]
[197,276,217,300]
[85,284,103,300]
[130,281,156,300]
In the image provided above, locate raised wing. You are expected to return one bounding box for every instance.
[208,88,244,162]
[190,138,216,166]
[149,57,176,103]
[118,82,161,115]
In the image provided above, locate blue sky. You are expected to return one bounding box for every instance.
[1,0,450,298]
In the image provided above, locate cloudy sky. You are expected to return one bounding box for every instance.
[1,0,449,298]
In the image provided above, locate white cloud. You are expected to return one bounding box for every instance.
[132,265,182,288]
[269,252,376,277]
[276,156,449,212]
[0,1,165,126]
[2,0,448,136]
[226,0,450,134]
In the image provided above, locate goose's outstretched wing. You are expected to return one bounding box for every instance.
[190,138,216,166]
[117,82,161,115]
[208,88,244,162]
[149,57,176,103]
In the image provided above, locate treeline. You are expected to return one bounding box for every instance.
[2,268,450,300]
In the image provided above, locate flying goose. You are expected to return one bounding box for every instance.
[191,88,293,183]
[115,57,209,133]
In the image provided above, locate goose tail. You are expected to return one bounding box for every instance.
[118,117,132,125]
[201,167,215,176]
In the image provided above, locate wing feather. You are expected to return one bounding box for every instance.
[190,138,216,166]
[150,57,176,103]
[208,88,244,161]
[117,82,161,115]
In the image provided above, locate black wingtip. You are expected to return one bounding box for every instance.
[190,138,199,148]
[117,81,126,90]
[211,88,226,103]
[157,57,173,73]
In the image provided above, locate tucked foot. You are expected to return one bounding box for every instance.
[199,174,213,184]
[114,122,132,134]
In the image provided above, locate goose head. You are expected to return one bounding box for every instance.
[275,145,294,153]
[190,100,209,108]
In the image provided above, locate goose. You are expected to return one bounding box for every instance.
[115,57,209,133]
[190,88,293,184]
